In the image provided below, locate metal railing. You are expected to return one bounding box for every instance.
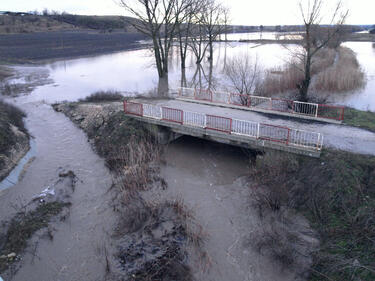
[178,87,345,121]
[124,100,324,151]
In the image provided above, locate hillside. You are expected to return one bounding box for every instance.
[0,12,139,34]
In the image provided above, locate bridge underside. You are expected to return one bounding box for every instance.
[127,114,321,158]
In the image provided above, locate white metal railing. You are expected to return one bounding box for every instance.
[293,101,318,117]
[177,87,344,121]
[124,101,324,152]
[143,104,162,119]
[183,111,206,128]
[232,119,258,137]
[250,96,272,109]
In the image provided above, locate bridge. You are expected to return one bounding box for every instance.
[123,95,326,158]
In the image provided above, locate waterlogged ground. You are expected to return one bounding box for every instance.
[4,41,375,110]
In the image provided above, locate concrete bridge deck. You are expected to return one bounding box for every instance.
[123,98,375,158]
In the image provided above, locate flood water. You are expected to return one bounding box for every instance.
[8,38,375,111]
[1,35,373,280]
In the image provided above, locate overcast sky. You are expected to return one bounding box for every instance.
[2,0,374,25]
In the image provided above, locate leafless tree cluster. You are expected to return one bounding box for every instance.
[118,0,228,95]
[292,0,348,101]
[224,54,262,101]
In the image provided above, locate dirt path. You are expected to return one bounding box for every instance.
[0,101,115,281]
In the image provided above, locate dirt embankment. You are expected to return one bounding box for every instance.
[53,101,207,281]
[0,100,29,182]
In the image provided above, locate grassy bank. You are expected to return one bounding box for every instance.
[250,150,375,280]
[343,107,375,133]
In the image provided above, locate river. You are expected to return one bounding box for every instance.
[0,35,374,281]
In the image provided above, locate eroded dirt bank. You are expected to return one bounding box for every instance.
[0,101,30,184]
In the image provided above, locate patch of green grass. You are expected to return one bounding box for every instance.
[0,201,70,273]
[343,107,375,133]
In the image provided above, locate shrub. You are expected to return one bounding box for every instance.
[249,150,375,280]
[79,90,124,103]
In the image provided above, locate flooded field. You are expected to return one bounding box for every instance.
[5,39,375,111]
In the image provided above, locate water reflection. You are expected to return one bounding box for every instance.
[10,40,375,111]
[331,42,375,111]
[18,42,289,103]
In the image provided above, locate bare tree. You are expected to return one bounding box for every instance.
[188,0,224,65]
[224,54,262,104]
[176,0,202,70]
[118,0,193,95]
[295,0,348,101]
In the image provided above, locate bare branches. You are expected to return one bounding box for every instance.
[224,54,262,97]
[294,0,348,101]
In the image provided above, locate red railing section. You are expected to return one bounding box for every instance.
[317,104,345,121]
[181,88,345,121]
[259,124,290,144]
[162,107,183,124]
[206,115,232,134]
[195,89,212,102]
[123,101,321,150]
[123,101,143,116]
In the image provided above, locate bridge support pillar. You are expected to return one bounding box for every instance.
[155,126,182,145]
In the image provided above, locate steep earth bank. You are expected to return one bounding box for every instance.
[0,100,29,182]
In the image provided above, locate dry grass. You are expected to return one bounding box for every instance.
[313,47,365,92]
[259,46,363,97]
[260,63,303,97]
[248,150,375,280]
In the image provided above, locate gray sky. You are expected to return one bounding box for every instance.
[1,0,374,25]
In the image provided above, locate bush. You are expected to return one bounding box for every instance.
[79,91,124,103]
[249,150,375,280]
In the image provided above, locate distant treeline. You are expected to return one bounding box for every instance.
[231,24,368,33]
[0,11,372,33]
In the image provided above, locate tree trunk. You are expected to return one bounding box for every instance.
[158,74,169,97]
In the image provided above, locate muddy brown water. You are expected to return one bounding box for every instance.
[162,136,296,281]
[0,100,115,281]
[0,96,296,280]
